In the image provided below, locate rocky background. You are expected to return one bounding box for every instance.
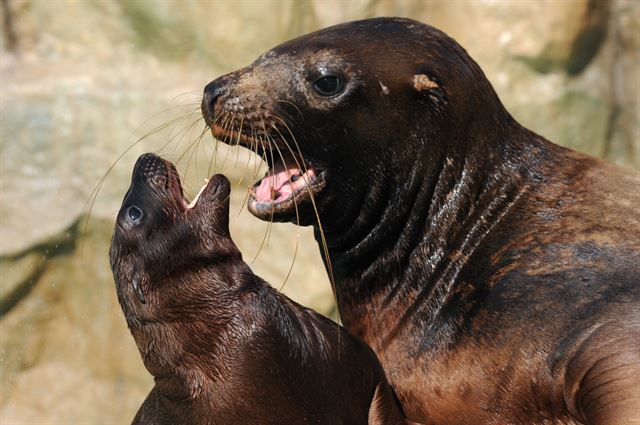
[1,0,638,423]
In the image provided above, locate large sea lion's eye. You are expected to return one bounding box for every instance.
[127,206,144,223]
[313,75,343,96]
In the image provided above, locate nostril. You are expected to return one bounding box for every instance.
[202,82,224,120]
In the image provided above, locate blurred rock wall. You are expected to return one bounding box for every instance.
[1,0,638,423]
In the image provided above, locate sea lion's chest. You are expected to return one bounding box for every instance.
[339,283,580,425]
[375,334,578,425]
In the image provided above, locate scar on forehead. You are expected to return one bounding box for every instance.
[413,74,439,92]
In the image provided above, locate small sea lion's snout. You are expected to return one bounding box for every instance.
[127,153,230,219]
[132,153,176,192]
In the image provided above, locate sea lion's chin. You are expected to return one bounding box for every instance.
[247,155,327,222]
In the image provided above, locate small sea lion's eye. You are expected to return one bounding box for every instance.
[127,206,144,223]
[313,75,343,96]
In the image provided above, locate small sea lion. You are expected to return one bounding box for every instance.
[201,17,640,424]
[109,153,415,425]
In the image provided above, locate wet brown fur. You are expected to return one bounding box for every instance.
[201,17,640,425]
[109,154,415,425]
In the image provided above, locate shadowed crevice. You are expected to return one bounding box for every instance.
[514,0,610,76]
[1,0,18,52]
[0,218,81,318]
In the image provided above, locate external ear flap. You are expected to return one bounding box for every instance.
[413,73,445,104]
[131,268,146,304]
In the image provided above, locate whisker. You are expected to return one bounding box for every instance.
[270,116,340,326]
[236,126,265,217]
[159,113,205,156]
[219,113,236,171]
[233,116,245,168]
[264,132,277,247]
[250,127,263,181]
[176,124,210,167]
[207,131,218,178]
[230,116,250,188]
[187,123,210,182]
[267,134,301,290]
[82,110,200,234]
[249,133,271,263]
[275,99,305,122]
[208,112,228,174]
[129,102,202,138]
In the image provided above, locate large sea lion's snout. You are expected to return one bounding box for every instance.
[202,65,329,224]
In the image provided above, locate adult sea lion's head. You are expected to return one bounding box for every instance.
[109,153,236,329]
[201,17,512,230]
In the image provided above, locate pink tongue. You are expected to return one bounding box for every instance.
[255,161,300,203]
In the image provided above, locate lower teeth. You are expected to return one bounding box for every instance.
[188,179,209,208]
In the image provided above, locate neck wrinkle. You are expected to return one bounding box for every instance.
[328,126,530,349]
[319,172,392,252]
[382,165,527,350]
[332,161,428,274]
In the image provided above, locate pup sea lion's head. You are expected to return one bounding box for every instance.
[109,153,237,328]
[201,17,510,229]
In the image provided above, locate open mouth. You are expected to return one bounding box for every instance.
[211,124,326,219]
[161,160,217,212]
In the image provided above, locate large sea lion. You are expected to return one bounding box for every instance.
[109,153,415,425]
[201,17,640,425]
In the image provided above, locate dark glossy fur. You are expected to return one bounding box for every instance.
[109,154,414,425]
[202,18,640,424]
